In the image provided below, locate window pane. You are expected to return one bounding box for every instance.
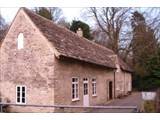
[17,87,20,92]
[84,83,88,95]
[17,33,24,49]
[83,78,87,81]
[92,84,94,94]
[22,92,25,97]
[72,84,75,99]
[22,87,25,92]
[17,92,20,97]
[72,78,78,82]
[22,98,25,103]
[92,82,96,95]
[17,97,20,102]
[72,78,75,82]
[72,90,75,99]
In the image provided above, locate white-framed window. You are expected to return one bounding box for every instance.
[72,78,79,101]
[17,33,24,49]
[92,78,97,96]
[16,85,26,104]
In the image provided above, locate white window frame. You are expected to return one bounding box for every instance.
[92,78,97,96]
[16,85,26,104]
[83,78,89,95]
[72,77,79,101]
[17,33,24,49]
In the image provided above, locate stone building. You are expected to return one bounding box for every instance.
[0,8,132,112]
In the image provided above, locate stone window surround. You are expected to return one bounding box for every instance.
[16,85,26,104]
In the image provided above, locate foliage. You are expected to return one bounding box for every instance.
[35,7,52,20]
[131,11,159,91]
[145,47,160,90]
[57,19,70,29]
[143,101,156,113]
[131,11,157,77]
[35,7,64,22]
[133,48,160,91]
[70,20,92,40]
[34,7,70,29]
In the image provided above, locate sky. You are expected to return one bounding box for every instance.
[0,7,93,26]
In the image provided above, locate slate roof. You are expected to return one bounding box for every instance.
[22,8,132,72]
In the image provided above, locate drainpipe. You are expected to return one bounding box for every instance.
[114,71,116,99]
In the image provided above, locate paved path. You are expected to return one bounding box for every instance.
[90,92,143,113]
[106,92,142,108]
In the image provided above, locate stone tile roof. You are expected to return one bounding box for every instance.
[117,57,133,72]
[22,8,132,72]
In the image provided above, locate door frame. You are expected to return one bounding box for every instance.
[83,78,89,106]
[109,81,113,100]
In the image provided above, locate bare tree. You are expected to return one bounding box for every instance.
[0,14,8,41]
[143,8,160,43]
[57,18,70,29]
[88,7,132,55]
[0,14,5,29]
[48,7,64,23]
[34,7,64,23]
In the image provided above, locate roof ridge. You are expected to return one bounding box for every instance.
[22,7,115,55]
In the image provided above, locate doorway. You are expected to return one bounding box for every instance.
[83,78,89,106]
[109,81,113,100]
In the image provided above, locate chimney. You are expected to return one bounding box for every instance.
[76,28,83,37]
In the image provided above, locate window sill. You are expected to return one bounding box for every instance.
[16,102,26,105]
[92,95,97,97]
[72,98,80,102]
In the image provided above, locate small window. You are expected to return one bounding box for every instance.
[72,78,79,101]
[17,33,24,49]
[92,79,97,96]
[16,85,26,104]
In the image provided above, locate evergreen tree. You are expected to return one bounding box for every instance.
[131,11,157,77]
[35,7,52,20]
[144,46,160,90]
[131,11,158,90]
[70,20,92,40]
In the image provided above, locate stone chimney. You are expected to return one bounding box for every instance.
[76,28,83,37]
[109,55,120,72]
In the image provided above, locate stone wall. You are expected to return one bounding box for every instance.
[53,57,115,110]
[0,9,55,112]
[115,70,132,98]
